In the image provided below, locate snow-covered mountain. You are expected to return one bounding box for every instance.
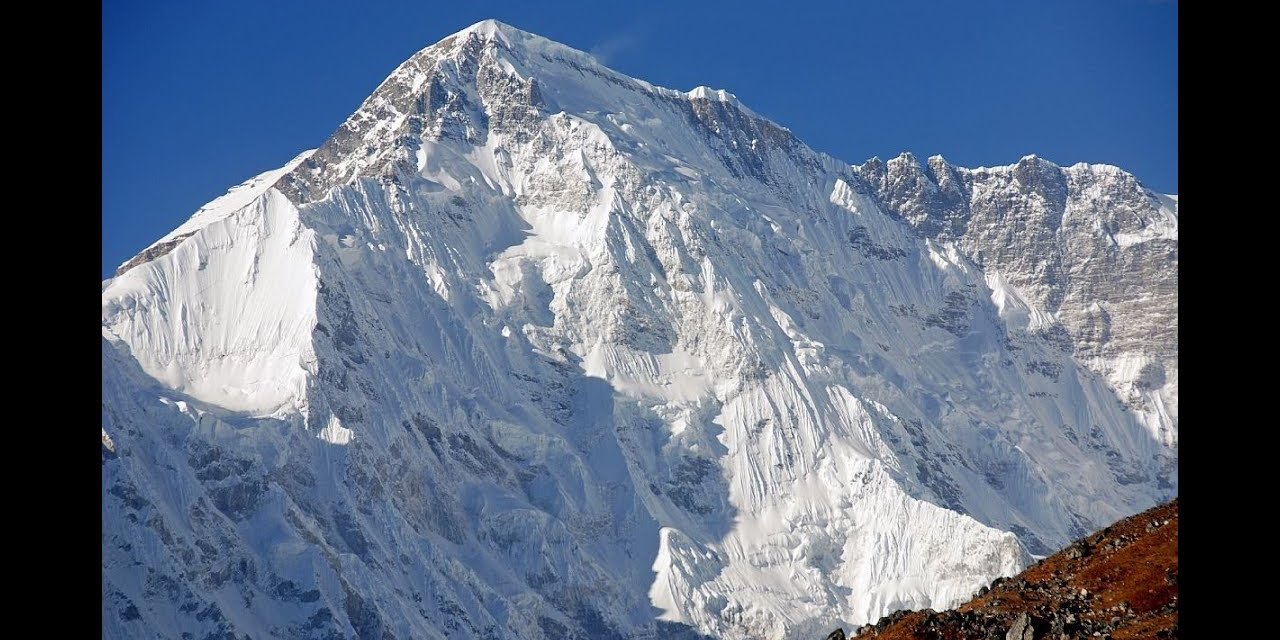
[101,20,1177,640]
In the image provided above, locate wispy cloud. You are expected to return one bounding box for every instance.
[590,31,643,66]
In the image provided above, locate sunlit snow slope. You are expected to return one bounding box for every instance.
[102,20,1177,640]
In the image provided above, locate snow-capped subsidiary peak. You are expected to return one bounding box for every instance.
[103,21,1177,640]
[113,149,315,276]
[863,150,1178,448]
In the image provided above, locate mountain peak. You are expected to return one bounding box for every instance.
[274,19,817,205]
[456,18,515,41]
[423,18,590,69]
[103,18,1178,640]
[435,18,572,59]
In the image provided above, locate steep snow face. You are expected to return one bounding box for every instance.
[103,154,319,415]
[102,20,1177,640]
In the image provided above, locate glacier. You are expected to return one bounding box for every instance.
[102,19,1177,640]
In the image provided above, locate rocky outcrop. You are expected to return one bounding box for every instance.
[113,231,196,276]
[101,427,117,461]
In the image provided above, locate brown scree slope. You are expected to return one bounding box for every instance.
[833,499,1177,640]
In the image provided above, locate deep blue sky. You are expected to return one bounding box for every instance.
[103,0,1177,277]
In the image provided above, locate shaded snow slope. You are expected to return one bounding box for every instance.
[102,19,1177,640]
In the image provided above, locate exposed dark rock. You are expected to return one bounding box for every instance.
[847,226,907,260]
[116,232,197,276]
[1004,612,1035,640]
[923,290,973,336]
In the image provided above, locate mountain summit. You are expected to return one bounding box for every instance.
[102,20,1177,640]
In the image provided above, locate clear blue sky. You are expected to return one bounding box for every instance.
[103,0,1177,277]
